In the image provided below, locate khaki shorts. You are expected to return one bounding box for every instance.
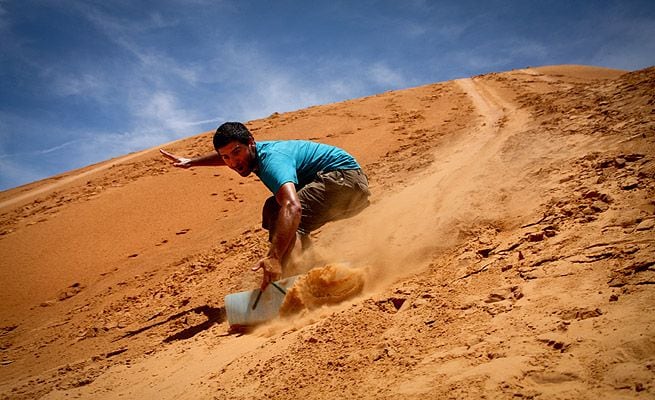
[262,169,370,238]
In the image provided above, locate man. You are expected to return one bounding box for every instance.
[160,122,370,290]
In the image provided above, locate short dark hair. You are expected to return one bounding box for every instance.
[213,122,253,150]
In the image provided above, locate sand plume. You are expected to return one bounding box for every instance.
[279,263,365,316]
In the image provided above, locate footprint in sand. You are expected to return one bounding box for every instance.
[56,283,85,301]
[223,189,238,202]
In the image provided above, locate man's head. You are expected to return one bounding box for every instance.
[213,122,257,177]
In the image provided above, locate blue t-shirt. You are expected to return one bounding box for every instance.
[255,140,360,194]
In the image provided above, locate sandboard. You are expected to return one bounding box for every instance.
[224,276,299,327]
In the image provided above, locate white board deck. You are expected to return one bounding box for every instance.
[224,276,299,326]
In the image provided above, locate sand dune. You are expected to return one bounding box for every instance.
[1,65,654,399]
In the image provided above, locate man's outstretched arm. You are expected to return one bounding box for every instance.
[160,149,225,168]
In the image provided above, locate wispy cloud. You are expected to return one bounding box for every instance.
[368,63,408,87]
[182,117,225,127]
[130,89,213,134]
[51,73,105,97]
[439,36,550,76]
[199,41,340,119]
[198,37,417,121]
[589,16,655,70]
[0,157,43,190]
[0,138,84,158]
[47,4,216,140]
[0,0,7,24]
[79,4,201,85]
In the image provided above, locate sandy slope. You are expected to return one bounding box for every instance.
[1,65,654,399]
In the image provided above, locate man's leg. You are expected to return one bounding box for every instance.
[296,169,370,234]
[261,169,370,274]
[263,169,370,238]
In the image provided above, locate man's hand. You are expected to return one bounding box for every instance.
[160,149,192,168]
[252,256,282,291]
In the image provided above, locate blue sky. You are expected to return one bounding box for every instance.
[1,0,654,190]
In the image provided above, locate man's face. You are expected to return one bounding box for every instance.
[218,140,256,177]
